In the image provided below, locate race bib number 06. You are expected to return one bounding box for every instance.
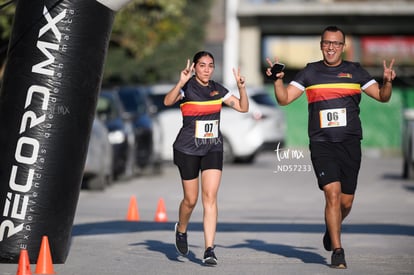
[319,108,347,128]
[195,120,219,138]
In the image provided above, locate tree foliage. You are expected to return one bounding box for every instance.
[0,0,212,84]
[105,0,212,85]
[0,0,15,77]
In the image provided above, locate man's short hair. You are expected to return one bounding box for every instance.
[321,26,346,43]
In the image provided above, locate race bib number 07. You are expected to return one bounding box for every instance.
[319,108,347,128]
[195,120,219,138]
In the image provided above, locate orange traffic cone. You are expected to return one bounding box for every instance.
[16,249,32,275]
[35,236,55,274]
[154,198,168,222]
[126,195,140,221]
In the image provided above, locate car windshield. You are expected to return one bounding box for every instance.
[250,93,276,107]
[222,90,277,108]
[149,93,180,113]
[118,89,148,115]
[96,96,116,121]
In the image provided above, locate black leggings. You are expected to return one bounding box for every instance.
[173,149,223,180]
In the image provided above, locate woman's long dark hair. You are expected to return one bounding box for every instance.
[192,51,215,65]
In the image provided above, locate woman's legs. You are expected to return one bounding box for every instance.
[177,178,199,233]
[201,169,222,249]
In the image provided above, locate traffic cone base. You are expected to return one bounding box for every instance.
[126,195,140,221]
[16,249,32,275]
[35,236,55,274]
[154,198,168,222]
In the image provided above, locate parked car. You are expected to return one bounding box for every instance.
[220,86,286,162]
[147,84,286,163]
[97,89,136,180]
[82,117,113,190]
[403,108,414,179]
[117,86,163,174]
[146,84,181,161]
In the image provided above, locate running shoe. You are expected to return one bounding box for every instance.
[202,247,217,265]
[330,248,347,269]
[323,228,332,251]
[174,223,188,255]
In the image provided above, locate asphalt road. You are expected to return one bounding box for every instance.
[2,150,414,275]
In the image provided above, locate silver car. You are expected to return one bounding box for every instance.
[403,108,414,179]
[83,117,113,190]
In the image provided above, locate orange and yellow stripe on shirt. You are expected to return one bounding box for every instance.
[180,99,223,116]
[306,83,361,103]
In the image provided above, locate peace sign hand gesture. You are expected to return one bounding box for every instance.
[232,67,246,89]
[383,58,396,83]
[179,59,194,86]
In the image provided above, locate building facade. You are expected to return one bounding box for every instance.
[206,0,414,87]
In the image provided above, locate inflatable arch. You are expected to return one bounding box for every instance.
[0,0,131,263]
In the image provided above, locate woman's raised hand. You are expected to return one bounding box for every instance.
[180,59,195,85]
[232,67,246,89]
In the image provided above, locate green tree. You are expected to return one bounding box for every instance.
[0,0,212,84]
[0,0,15,78]
[105,0,212,85]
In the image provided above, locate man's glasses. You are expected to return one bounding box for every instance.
[321,40,344,48]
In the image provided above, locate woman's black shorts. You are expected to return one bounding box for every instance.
[173,149,223,180]
[310,139,361,195]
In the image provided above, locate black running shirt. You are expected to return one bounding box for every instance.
[290,60,376,142]
[173,76,231,156]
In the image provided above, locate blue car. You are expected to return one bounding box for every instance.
[118,86,162,174]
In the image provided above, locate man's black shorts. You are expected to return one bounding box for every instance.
[173,149,223,180]
[309,139,361,195]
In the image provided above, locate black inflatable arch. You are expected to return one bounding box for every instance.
[0,0,131,263]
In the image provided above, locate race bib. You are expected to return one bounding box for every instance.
[195,120,219,138]
[319,108,347,128]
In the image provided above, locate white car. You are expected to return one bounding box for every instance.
[221,86,286,160]
[148,85,286,163]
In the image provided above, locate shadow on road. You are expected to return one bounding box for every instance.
[225,239,327,265]
[72,221,413,267]
[130,239,328,266]
[72,221,414,237]
[130,240,203,265]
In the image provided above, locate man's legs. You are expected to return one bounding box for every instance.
[323,181,354,250]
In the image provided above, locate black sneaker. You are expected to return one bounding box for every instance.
[174,223,188,255]
[330,248,347,269]
[323,228,332,251]
[202,247,217,265]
